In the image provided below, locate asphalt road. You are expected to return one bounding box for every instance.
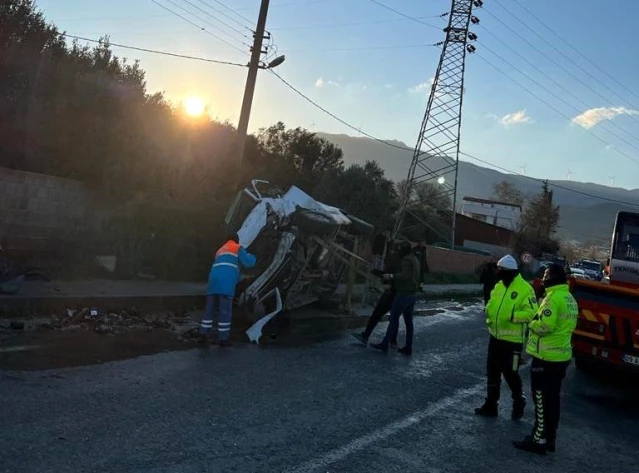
[1,301,638,473]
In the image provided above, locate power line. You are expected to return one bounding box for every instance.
[151,0,247,54]
[281,42,441,53]
[478,47,639,167]
[481,5,639,132]
[268,70,408,150]
[61,33,247,67]
[271,15,447,31]
[194,0,254,31]
[367,0,443,29]
[164,0,250,46]
[510,0,639,107]
[268,71,639,208]
[365,0,639,167]
[476,27,639,150]
[460,152,639,209]
[181,0,252,40]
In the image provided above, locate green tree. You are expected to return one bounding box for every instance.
[514,180,560,255]
[396,180,452,243]
[315,160,397,232]
[250,122,344,191]
[492,180,524,206]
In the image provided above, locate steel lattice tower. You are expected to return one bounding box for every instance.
[393,0,482,245]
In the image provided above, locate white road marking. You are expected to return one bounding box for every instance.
[0,345,40,353]
[286,383,483,473]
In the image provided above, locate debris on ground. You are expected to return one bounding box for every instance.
[51,308,197,336]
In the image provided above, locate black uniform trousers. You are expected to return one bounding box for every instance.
[530,357,570,443]
[486,336,523,403]
[362,289,397,342]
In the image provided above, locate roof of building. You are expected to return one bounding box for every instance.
[461,196,522,210]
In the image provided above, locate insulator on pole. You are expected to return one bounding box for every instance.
[393,0,479,248]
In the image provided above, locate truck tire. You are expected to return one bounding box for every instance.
[292,209,339,235]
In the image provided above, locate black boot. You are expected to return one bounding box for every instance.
[475,401,498,417]
[513,435,547,455]
[370,342,388,353]
[547,430,557,453]
[219,340,233,348]
[398,346,412,356]
[512,395,526,420]
[351,332,368,346]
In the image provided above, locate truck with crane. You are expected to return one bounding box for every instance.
[570,211,639,372]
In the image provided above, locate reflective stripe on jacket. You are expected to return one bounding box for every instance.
[526,284,578,362]
[207,240,257,296]
[485,274,539,344]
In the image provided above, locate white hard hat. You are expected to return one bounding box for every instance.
[497,255,518,270]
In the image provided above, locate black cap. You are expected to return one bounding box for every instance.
[544,263,567,283]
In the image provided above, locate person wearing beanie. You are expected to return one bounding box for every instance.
[513,263,578,455]
[475,254,538,420]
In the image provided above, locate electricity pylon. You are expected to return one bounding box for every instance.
[393,0,483,246]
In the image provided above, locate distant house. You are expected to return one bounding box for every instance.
[435,211,515,257]
[460,197,521,231]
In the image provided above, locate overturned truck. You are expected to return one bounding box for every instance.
[225,180,375,343]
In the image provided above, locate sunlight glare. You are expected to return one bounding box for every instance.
[184,96,205,117]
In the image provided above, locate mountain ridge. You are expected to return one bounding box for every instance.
[317,132,639,243]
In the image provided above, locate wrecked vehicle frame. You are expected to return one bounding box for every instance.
[224,180,375,342]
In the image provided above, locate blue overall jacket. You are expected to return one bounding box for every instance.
[207,240,256,297]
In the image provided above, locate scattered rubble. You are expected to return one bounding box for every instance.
[50,307,198,337]
[0,308,201,341]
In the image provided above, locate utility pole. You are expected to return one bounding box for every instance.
[236,0,270,170]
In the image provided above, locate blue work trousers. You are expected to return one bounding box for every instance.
[199,295,233,341]
[381,294,417,349]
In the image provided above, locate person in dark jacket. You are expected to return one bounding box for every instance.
[413,241,429,283]
[352,249,400,347]
[480,256,499,306]
[371,229,392,272]
[371,241,421,356]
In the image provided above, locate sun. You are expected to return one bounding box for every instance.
[183,96,205,117]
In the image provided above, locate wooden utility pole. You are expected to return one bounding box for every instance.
[236,0,270,169]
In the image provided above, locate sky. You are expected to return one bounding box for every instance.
[34,0,639,189]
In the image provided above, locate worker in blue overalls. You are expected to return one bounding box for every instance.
[198,233,256,347]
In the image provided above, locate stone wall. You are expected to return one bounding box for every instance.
[0,167,90,255]
[426,245,489,275]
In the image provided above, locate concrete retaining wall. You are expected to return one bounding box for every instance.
[0,167,90,253]
[426,245,489,275]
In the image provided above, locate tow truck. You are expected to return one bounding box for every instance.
[570,211,639,372]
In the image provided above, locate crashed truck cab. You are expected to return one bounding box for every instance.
[224,180,374,343]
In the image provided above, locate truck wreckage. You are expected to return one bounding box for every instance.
[225,180,375,343]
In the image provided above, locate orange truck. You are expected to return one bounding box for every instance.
[570,211,639,371]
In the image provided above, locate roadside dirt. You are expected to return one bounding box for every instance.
[0,299,479,371]
[0,329,196,371]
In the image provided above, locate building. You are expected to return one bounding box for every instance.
[460,196,521,231]
[435,212,515,258]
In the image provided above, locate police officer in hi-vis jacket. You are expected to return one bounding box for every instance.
[476,255,538,420]
[514,263,578,455]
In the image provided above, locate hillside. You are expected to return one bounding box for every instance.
[317,132,639,243]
